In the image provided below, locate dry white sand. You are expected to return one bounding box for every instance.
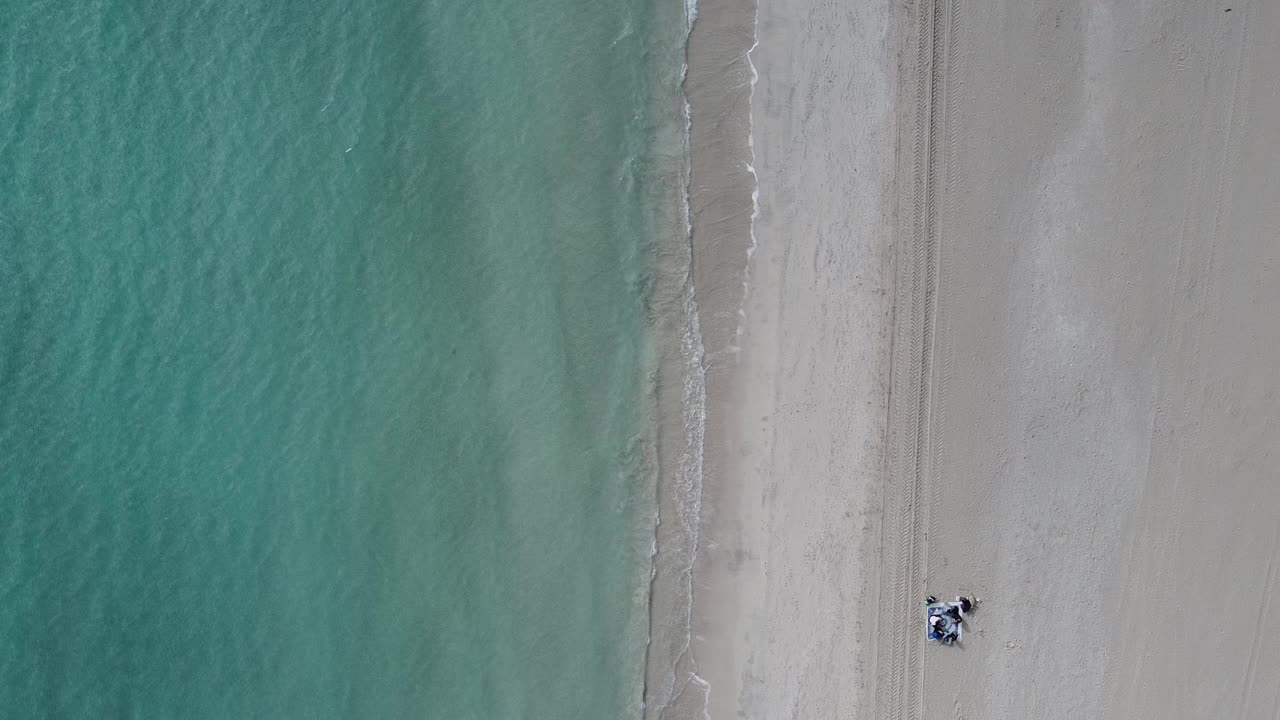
[913,2,1280,718]
[668,0,1280,719]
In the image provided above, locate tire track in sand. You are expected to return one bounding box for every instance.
[871,0,954,719]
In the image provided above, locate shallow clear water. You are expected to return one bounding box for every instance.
[0,1,680,716]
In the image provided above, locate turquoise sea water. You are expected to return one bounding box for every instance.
[1,1,684,717]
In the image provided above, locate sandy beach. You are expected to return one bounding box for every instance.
[658,0,1280,718]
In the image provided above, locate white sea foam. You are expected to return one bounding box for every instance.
[689,673,712,720]
[639,0,702,709]
[736,14,761,343]
[643,0,766,715]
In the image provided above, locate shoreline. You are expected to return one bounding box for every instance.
[645,0,907,716]
[641,0,759,716]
